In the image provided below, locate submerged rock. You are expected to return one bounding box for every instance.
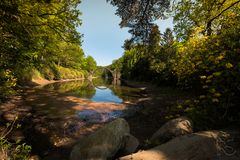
[78,109,106,123]
[150,117,193,143]
[70,118,131,160]
[77,106,141,124]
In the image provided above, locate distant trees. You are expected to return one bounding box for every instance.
[82,56,97,75]
[119,27,176,83]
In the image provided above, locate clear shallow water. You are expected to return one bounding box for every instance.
[41,78,142,103]
[24,78,144,136]
[32,78,144,124]
[23,79,144,158]
[91,88,122,103]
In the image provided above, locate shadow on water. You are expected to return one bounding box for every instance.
[21,78,144,159]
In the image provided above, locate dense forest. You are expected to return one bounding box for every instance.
[109,0,240,129]
[0,0,240,159]
[0,0,97,101]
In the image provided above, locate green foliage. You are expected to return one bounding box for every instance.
[0,70,17,101]
[39,66,56,80]
[0,0,99,99]
[173,0,240,39]
[0,118,31,160]
[16,67,35,84]
[116,0,240,128]
[0,0,82,71]
[82,56,97,73]
[57,66,84,79]
[120,27,176,83]
[37,65,84,80]
[110,58,123,71]
[31,69,43,80]
[172,0,240,128]
[81,56,97,79]
[107,0,170,43]
[121,46,145,80]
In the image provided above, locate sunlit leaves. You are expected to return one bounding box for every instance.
[225,63,233,69]
[109,0,240,128]
[0,70,17,99]
[173,0,240,40]
[0,0,84,98]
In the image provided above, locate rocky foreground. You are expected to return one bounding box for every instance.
[0,83,239,160]
[70,117,240,160]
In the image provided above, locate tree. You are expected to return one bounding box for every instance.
[123,39,133,50]
[53,42,85,69]
[82,56,97,81]
[82,56,97,73]
[0,0,83,97]
[148,25,161,52]
[107,0,170,43]
[173,0,240,40]
[0,0,82,72]
[161,28,174,46]
[172,0,240,127]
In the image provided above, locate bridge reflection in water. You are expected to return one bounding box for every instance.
[42,78,141,103]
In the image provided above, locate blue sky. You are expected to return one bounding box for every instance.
[77,0,173,66]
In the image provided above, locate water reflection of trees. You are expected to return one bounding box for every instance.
[92,78,141,102]
[109,85,142,102]
[43,80,96,99]
[92,77,112,86]
[42,78,142,102]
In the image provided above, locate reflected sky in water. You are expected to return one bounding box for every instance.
[42,78,142,103]
[91,88,122,103]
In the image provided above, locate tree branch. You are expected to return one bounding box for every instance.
[47,25,71,43]
[209,0,240,23]
[205,0,240,35]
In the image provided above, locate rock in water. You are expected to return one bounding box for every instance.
[70,118,130,160]
[120,131,233,160]
[150,117,193,143]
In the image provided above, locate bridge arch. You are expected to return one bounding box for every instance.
[103,67,121,80]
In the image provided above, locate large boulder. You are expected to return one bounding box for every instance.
[150,117,193,143]
[118,134,140,156]
[120,130,238,160]
[70,118,138,160]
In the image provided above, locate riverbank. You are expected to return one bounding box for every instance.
[122,80,195,144]
[0,79,195,159]
[31,77,88,86]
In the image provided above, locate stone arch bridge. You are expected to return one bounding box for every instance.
[87,67,121,84]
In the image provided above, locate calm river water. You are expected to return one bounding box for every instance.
[24,78,144,158]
